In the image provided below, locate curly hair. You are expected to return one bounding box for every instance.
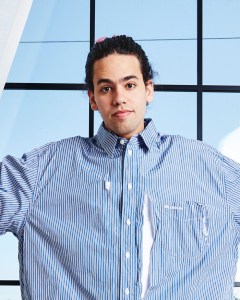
[85,35,154,91]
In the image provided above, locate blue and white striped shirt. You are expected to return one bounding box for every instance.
[1,119,240,299]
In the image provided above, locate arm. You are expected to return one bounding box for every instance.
[223,155,240,236]
[0,150,38,237]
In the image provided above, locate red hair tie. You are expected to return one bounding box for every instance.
[95,36,108,43]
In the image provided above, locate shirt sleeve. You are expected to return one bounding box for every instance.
[0,149,39,236]
[223,155,240,234]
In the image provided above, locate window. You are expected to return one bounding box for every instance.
[1,0,240,298]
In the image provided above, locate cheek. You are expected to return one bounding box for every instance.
[97,106,110,117]
[139,100,148,111]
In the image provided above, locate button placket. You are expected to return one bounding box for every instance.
[121,142,136,299]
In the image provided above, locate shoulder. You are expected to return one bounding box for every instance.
[33,135,98,165]
[160,133,220,154]
[35,135,90,155]
[158,133,226,165]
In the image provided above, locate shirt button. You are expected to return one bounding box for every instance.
[126,219,131,226]
[125,288,130,295]
[128,149,132,156]
[128,183,132,190]
[126,251,130,259]
[105,181,111,191]
[120,139,125,145]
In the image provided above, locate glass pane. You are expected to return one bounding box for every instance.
[0,90,89,158]
[94,111,103,135]
[7,42,89,83]
[203,39,240,85]
[94,92,197,139]
[95,0,197,85]
[203,0,240,38]
[203,0,240,85]
[0,286,21,300]
[22,0,90,41]
[203,93,240,161]
[96,0,196,39]
[146,92,197,139]
[0,234,19,280]
[7,0,90,83]
[139,41,196,85]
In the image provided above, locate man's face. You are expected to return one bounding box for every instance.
[88,53,154,139]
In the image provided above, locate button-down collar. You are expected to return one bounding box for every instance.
[96,119,159,158]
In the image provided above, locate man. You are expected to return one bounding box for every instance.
[0,35,240,299]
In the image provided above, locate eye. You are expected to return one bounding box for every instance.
[126,83,136,89]
[101,86,112,93]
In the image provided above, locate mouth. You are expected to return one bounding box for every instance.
[112,109,133,119]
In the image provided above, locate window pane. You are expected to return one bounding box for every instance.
[7,0,90,83]
[0,286,21,300]
[203,0,240,38]
[203,0,240,85]
[0,90,89,158]
[22,0,90,41]
[94,92,197,139]
[94,111,103,135]
[139,41,196,84]
[7,42,89,83]
[203,93,240,160]
[96,0,196,39]
[0,234,19,280]
[203,39,240,85]
[95,0,197,85]
[146,92,197,139]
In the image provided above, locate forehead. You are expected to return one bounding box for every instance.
[92,53,143,81]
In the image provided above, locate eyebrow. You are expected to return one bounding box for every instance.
[96,75,139,85]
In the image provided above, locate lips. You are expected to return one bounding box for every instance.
[112,109,133,118]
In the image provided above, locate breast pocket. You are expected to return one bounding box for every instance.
[154,201,209,258]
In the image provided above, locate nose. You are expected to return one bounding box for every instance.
[112,87,126,106]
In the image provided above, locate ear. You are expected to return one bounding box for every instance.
[145,80,154,104]
[88,90,98,111]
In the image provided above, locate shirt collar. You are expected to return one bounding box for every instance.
[96,119,159,158]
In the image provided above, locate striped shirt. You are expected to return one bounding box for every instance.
[1,119,240,299]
